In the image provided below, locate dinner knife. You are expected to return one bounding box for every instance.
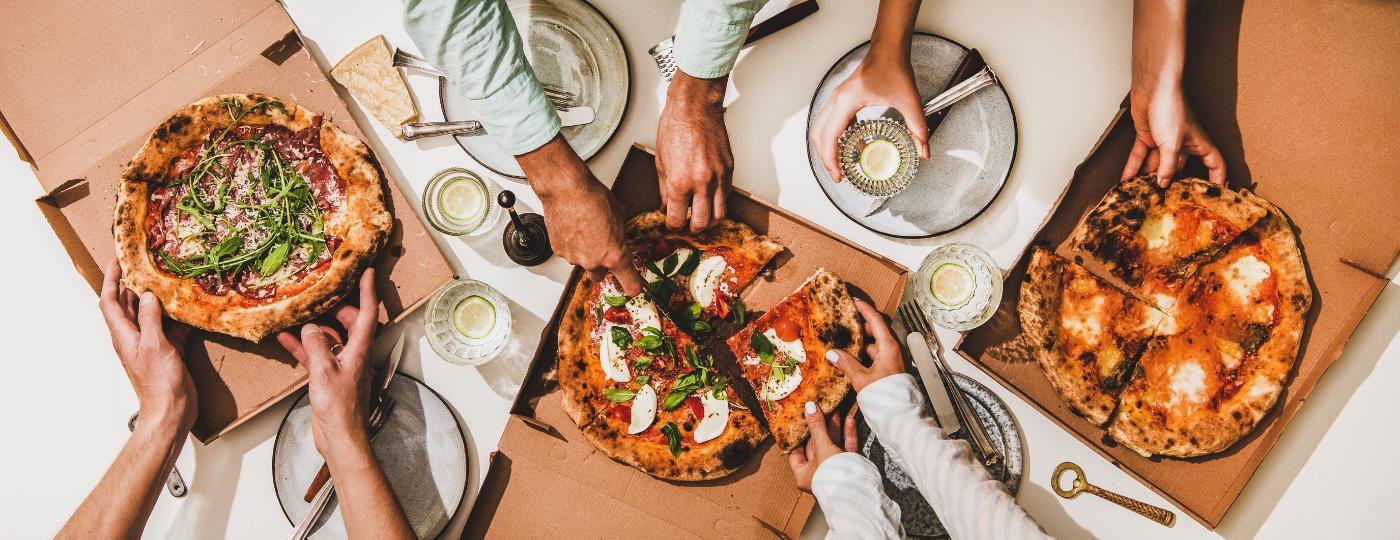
[649,0,820,82]
[302,333,406,503]
[861,49,990,217]
[906,332,962,434]
[400,106,594,141]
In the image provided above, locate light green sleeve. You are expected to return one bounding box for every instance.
[403,0,560,155]
[673,0,767,79]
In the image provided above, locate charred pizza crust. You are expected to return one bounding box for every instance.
[625,211,784,266]
[114,94,391,341]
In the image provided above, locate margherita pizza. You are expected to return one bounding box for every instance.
[726,268,861,451]
[114,94,392,341]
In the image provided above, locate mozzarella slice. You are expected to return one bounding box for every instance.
[688,255,728,308]
[627,384,657,434]
[692,391,730,443]
[758,328,807,401]
[642,248,696,283]
[1225,254,1272,302]
[625,296,661,332]
[1141,212,1175,251]
[1167,361,1207,407]
[763,328,807,363]
[598,326,631,383]
[1061,296,1106,346]
[760,365,803,401]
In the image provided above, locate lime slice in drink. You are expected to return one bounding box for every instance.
[438,177,487,222]
[859,139,901,182]
[930,263,975,308]
[453,295,496,339]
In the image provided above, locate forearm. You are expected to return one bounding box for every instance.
[516,135,596,200]
[867,0,921,65]
[1131,0,1188,93]
[324,438,413,540]
[858,375,1050,540]
[811,453,903,539]
[58,414,188,539]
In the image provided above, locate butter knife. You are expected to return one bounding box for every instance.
[906,332,961,435]
[862,49,990,217]
[301,333,406,503]
[400,106,594,141]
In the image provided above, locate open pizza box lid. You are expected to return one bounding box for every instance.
[955,1,1400,528]
[463,145,909,537]
[0,0,455,442]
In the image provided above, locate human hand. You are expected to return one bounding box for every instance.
[657,71,732,232]
[810,53,929,182]
[277,268,379,457]
[824,298,906,393]
[1121,86,1225,187]
[99,260,196,432]
[787,402,859,492]
[518,136,644,295]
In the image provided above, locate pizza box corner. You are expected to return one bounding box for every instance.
[954,1,1400,528]
[0,0,455,442]
[462,144,909,538]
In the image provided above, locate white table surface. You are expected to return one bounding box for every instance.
[2,1,1396,538]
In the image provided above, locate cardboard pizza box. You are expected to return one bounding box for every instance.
[463,144,909,538]
[0,0,455,442]
[955,0,1400,528]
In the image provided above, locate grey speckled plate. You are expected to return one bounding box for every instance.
[273,375,467,540]
[859,373,1023,539]
[807,33,1017,238]
[439,0,629,179]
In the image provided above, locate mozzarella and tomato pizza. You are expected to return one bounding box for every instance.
[1018,178,1311,459]
[114,94,391,342]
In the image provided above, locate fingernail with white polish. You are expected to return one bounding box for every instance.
[804,401,817,415]
[825,350,840,364]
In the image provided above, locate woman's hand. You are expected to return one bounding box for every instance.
[810,54,929,182]
[1121,85,1225,187]
[787,403,860,492]
[277,268,379,457]
[824,298,905,393]
[99,260,196,433]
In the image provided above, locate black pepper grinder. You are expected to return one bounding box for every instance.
[498,190,553,267]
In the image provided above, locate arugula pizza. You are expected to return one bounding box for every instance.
[114,94,392,341]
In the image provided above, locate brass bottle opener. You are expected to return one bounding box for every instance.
[1052,462,1174,526]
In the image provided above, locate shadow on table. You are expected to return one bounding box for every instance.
[162,396,282,539]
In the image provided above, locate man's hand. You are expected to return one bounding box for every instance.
[811,53,929,182]
[824,299,906,393]
[787,403,859,492]
[99,259,195,431]
[657,70,732,232]
[276,268,379,457]
[517,136,644,295]
[1121,86,1225,187]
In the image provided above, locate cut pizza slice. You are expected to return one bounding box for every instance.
[1019,248,1166,425]
[726,268,861,451]
[1068,177,1266,300]
[625,211,784,335]
[1108,195,1310,458]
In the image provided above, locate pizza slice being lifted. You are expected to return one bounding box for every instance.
[1019,248,1165,425]
[726,268,861,451]
[625,211,784,335]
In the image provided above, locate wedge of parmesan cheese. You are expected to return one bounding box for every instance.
[331,35,419,138]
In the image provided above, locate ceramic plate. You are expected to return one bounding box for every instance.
[438,0,629,178]
[273,375,468,539]
[859,373,1023,539]
[807,33,1017,238]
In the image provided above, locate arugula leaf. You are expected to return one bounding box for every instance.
[610,326,633,350]
[259,242,290,276]
[730,299,747,325]
[633,355,653,370]
[603,387,637,402]
[773,363,787,383]
[676,250,701,276]
[750,331,776,364]
[661,422,682,456]
[603,294,628,307]
[728,398,748,410]
[594,306,603,324]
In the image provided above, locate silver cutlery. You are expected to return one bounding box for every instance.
[289,396,398,540]
[301,334,406,502]
[897,301,1003,471]
[399,106,595,141]
[649,0,819,82]
[126,412,188,498]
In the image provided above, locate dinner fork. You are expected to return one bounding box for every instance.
[897,301,1004,473]
[288,396,398,540]
[391,49,577,107]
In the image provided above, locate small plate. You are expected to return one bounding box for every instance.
[807,33,1017,238]
[273,375,468,539]
[438,0,629,179]
[859,373,1023,539]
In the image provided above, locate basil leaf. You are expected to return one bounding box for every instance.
[663,389,691,411]
[730,299,747,325]
[610,326,633,350]
[259,242,290,276]
[773,364,787,383]
[635,374,650,386]
[633,355,653,370]
[751,332,776,364]
[603,294,629,307]
[661,422,682,456]
[661,253,678,276]
[636,334,663,351]
[685,302,703,321]
[645,279,673,305]
[690,320,712,334]
[594,306,603,324]
[684,346,701,371]
[603,387,637,402]
[676,250,701,276]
